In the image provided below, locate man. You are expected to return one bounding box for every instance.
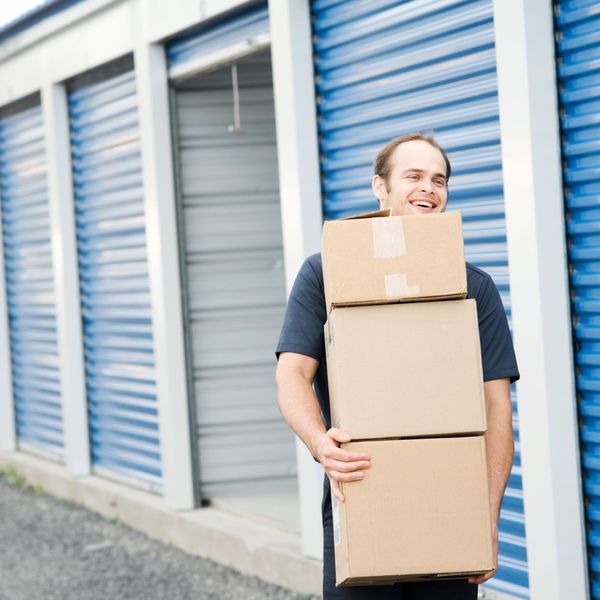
[275,134,519,599]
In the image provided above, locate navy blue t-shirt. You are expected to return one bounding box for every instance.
[276,253,519,429]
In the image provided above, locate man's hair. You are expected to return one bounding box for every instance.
[373,133,452,185]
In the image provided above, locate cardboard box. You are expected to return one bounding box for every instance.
[333,436,493,586]
[321,209,467,313]
[325,299,486,440]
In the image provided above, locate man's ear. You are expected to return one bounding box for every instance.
[372,174,387,206]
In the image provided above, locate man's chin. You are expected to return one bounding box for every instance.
[399,205,445,216]
[409,206,439,215]
[379,204,446,216]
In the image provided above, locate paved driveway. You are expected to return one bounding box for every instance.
[0,476,318,600]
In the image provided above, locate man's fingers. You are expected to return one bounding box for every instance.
[468,570,495,585]
[322,429,370,463]
[323,458,370,473]
[326,446,370,463]
[330,479,345,503]
[327,427,351,443]
[329,469,365,483]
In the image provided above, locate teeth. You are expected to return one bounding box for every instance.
[415,201,433,208]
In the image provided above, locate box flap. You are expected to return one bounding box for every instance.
[340,208,392,220]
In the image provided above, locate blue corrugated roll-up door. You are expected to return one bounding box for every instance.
[68,69,162,489]
[312,0,529,597]
[167,2,269,81]
[0,103,64,458]
[555,2,600,598]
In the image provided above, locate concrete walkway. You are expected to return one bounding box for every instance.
[0,474,319,600]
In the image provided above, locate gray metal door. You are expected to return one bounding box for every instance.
[172,53,295,497]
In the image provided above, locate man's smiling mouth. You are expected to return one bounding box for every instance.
[410,199,437,209]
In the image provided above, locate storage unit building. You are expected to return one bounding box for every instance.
[0,1,592,597]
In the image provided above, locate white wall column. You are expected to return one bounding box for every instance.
[269,0,324,560]
[134,43,195,511]
[494,1,589,598]
[0,195,15,452]
[42,83,90,475]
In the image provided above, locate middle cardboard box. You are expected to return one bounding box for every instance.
[325,298,485,440]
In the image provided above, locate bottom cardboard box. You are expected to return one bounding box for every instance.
[334,436,493,586]
[339,572,486,587]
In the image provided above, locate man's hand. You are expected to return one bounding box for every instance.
[314,428,370,503]
[468,520,499,584]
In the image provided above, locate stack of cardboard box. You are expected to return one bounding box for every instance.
[322,209,494,586]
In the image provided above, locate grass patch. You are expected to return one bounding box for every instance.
[1,466,45,496]
[1,465,26,487]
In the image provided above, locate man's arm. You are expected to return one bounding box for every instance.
[276,352,370,502]
[468,377,514,585]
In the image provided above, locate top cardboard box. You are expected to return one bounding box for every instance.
[321,209,467,313]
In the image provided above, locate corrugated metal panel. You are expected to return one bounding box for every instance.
[311,0,529,596]
[68,69,162,488]
[166,2,269,75]
[172,54,295,496]
[0,104,64,457]
[555,2,600,598]
[0,0,84,41]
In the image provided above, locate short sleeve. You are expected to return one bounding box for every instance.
[477,276,520,383]
[275,255,327,362]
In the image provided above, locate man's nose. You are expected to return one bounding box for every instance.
[420,179,434,193]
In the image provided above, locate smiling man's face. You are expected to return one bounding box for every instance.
[372,139,449,216]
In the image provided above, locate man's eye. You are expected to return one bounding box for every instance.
[407,174,419,181]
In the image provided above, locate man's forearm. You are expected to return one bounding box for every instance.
[484,379,515,521]
[276,367,326,458]
[276,354,371,501]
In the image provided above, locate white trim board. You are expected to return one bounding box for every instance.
[168,32,270,83]
[42,82,90,477]
[269,0,324,560]
[134,42,195,510]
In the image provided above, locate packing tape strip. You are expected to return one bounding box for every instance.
[372,217,406,258]
[384,273,420,298]
[332,494,341,546]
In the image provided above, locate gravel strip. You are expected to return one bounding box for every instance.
[0,475,319,600]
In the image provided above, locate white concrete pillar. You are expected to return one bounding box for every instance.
[494,1,589,598]
[269,0,325,560]
[134,43,196,511]
[42,82,90,475]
